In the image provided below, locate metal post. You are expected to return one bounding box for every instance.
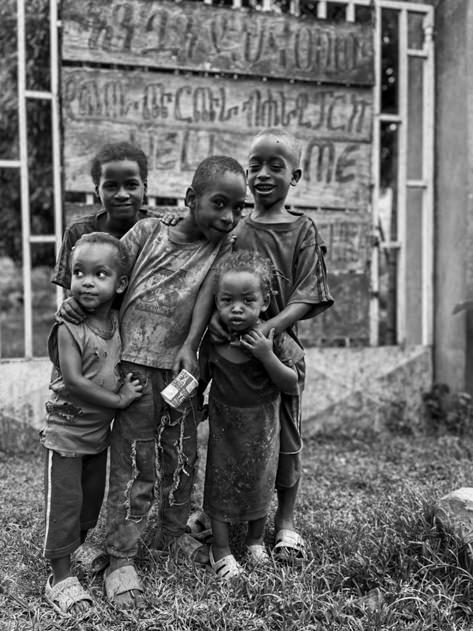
[17,0,33,358]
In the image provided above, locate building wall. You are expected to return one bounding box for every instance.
[434,0,472,391]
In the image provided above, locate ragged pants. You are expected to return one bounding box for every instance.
[105,362,198,560]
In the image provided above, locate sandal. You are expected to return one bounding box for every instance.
[186,509,213,542]
[273,529,307,565]
[104,564,144,608]
[72,543,109,573]
[246,544,271,565]
[175,533,210,565]
[44,575,93,616]
[209,546,245,580]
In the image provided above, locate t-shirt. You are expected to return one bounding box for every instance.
[52,207,158,290]
[234,212,334,336]
[119,218,230,370]
[41,312,121,456]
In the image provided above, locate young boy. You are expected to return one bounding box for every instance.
[200,128,333,563]
[42,233,142,616]
[98,155,246,607]
[52,141,154,292]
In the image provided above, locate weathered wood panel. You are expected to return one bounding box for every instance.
[62,0,374,85]
[299,272,370,346]
[63,67,372,209]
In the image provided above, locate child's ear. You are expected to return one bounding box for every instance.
[290,169,302,186]
[260,293,271,312]
[116,276,128,295]
[94,185,100,199]
[185,187,196,210]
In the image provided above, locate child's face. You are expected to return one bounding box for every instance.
[96,160,146,222]
[187,171,246,244]
[70,243,127,312]
[247,135,301,208]
[216,270,269,334]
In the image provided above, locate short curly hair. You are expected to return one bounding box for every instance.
[72,232,130,276]
[191,155,246,197]
[90,142,148,185]
[214,250,273,298]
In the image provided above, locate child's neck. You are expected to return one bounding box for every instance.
[102,212,137,238]
[83,303,114,332]
[168,215,204,243]
[251,202,296,224]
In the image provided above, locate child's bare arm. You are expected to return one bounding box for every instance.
[258,303,312,337]
[58,326,142,408]
[173,270,216,376]
[240,328,298,394]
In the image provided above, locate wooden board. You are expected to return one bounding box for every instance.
[63,67,372,210]
[299,271,370,346]
[62,0,374,85]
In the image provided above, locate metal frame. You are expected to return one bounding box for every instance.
[9,0,63,358]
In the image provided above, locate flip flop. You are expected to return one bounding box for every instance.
[44,575,93,616]
[273,529,307,565]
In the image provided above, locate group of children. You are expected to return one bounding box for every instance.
[41,130,333,615]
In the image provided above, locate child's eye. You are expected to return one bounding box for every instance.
[97,271,108,279]
[214,200,225,210]
[72,269,83,278]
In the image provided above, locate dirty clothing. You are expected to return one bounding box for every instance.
[105,362,199,558]
[52,207,158,290]
[41,314,121,456]
[200,331,303,524]
[105,219,230,559]
[234,213,333,482]
[43,447,107,559]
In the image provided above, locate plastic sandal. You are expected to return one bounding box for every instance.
[72,542,109,573]
[103,564,144,607]
[209,546,245,580]
[273,529,307,565]
[246,544,271,565]
[186,509,213,542]
[44,575,93,616]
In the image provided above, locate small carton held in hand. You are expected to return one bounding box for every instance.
[161,369,198,408]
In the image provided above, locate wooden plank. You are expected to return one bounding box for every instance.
[61,0,374,85]
[63,67,372,210]
[299,271,370,345]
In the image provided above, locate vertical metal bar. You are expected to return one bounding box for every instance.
[317,1,327,19]
[50,0,63,310]
[369,1,382,346]
[421,8,435,345]
[397,8,408,345]
[346,1,355,22]
[17,0,33,358]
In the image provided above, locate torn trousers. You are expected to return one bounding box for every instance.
[105,362,198,560]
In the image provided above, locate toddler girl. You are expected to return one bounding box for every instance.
[41,232,142,615]
[199,251,304,579]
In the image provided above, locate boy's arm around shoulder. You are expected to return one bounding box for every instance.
[56,324,142,409]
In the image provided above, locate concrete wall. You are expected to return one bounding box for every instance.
[434,0,473,392]
[0,346,432,452]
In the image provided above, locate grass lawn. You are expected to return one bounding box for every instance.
[2,430,473,630]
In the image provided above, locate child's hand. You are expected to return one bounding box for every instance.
[56,297,87,324]
[118,373,143,408]
[160,212,183,226]
[173,344,199,378]
[240,327,275,360]
[208,311,231,344]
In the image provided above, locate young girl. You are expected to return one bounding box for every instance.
[41,232,142,615]
[199,251,304,579]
